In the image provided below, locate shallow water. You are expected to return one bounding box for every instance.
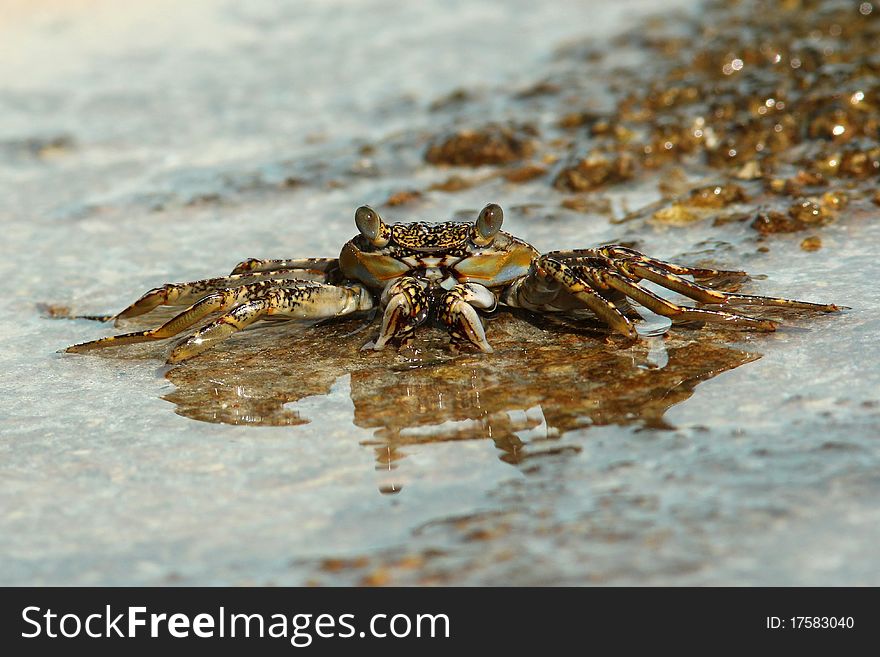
[2,0,879,586]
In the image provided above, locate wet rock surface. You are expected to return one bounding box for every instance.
[2,0,879,586]
[424,123,538,167]
[163,314,759,437]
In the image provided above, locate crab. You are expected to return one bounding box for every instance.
[65,203,842,363]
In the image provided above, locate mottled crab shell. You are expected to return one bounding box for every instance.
[390,222,472,251]
[339,236,413,289]
[338,219,539,292]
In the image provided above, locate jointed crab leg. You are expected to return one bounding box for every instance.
[229,257,339,276]
[616,261,842,311]
[549,246,841,314]
[114,268,336,323]
[165,282,372,362]
[546,248,741,279]
[439,283,497,352]
[575,267,778,330]
[594,246,744,279]
[66,287,253,353]
[505,256,638,338]
[67,281,372,363]
[167,299,271,363]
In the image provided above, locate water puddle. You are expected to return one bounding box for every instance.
[161,312,759,486]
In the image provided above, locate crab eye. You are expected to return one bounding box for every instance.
[473,203,503,246]
[355,206,389,247]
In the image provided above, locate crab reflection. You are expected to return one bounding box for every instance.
[163,312,759,491]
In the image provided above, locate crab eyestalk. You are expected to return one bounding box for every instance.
[471,203,503,247]
[355,206,391,248]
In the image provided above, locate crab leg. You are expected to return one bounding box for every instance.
[372,277,430,350]
[168,282,373,363]
[66,281,372,362]
[552,247,841,312]
[616,261,842,311]
[594,246,744,279]
[229,257,338,275]
[67,279,361,353]
[66,288,250,353]
[113,268,335,323]
[576,267,778,330]
[504,256,638,338]
[438,283,497,352]
[545,247,746,278]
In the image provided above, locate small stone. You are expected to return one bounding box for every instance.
[385,190,422,206]
[425,123,537,166]
[652,203,700,225]
[800,236,822,251]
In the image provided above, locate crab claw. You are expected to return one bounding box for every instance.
[439,283,496,353]
[443,298,493,353]
[373,277,429,350]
